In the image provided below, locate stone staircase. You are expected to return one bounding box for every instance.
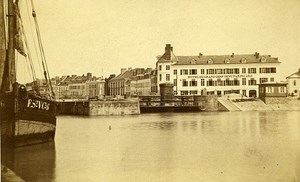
[218,98,241,111]
[232,99,273,111]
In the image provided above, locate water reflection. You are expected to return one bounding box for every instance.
[1,111,299,182]
[2,142,56,182]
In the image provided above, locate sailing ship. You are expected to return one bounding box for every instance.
[1,0,56,147]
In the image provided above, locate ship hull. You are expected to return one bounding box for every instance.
[1,85,56,148]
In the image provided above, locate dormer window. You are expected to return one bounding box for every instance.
[207,59,213,64]
[224,58,230,63]
[241,58,247,63]
[190,59,196,64]
[261,57,267,62]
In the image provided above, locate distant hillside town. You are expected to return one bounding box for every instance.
[26,44,300,100]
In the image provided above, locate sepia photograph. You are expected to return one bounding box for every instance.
[1,0,300,181]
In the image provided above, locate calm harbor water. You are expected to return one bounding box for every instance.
[3,111,300,182]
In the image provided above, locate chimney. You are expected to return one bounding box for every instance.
[231,53,234,58]
[121,68,127,74]
[164,44,173,60]
[87,73,92,80]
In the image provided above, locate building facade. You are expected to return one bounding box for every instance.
[156,44,281,97]
[129,68,157,96]
[258,82,287,103]
[286,68,300,97]
[108,68,152,97]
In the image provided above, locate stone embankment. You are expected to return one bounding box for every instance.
[218,94,300,111]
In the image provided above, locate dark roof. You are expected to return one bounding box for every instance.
[157,51,178,63]
[172,54,279,65]
[110,69,135,81]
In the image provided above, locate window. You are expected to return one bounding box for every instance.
[216,79,223,86]
[242,90,246,96]
[241,58,247,63]
[180,91,188,95]
[234,79,239,86]
[189,69,197,75]
[225,79,230,86]
[159,65,162,71]
[242,68,246,74]
[279,87,285,93]
[200,69,205,74]
[248,78,257,85]
[207,79,214,86]
[260,78,268,83]
[225,69,233,74]
[270,77,274,82]
[174,69,177,75]
[190,59,196,64]
[173,79,177,86]
[215,69,223,74]
[234,68,239,74]
[190,90,197,95]
[190,79,197,86]
[182,79,188,87]
[248,68,256,74]
[166,65,170,70]
[180,69,188,75]
[259,67,276,73]
[201,79,205,86]
[166,74,170,81]
[207,69,214,74]
[159,74,162,81]
[242,78,246,85]
[294,80,297,86]
[266,87,273,93]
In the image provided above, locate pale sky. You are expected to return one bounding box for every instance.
[17,0,300,82]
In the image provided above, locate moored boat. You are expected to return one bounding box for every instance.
[0,0,56,148]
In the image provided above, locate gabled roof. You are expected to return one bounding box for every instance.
[173,54,279,65]
[110,69,135,81]
[286,69,300,78]
[157,50,178,63]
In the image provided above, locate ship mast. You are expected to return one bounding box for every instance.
[0,0,7,90]
[3,0,16,92]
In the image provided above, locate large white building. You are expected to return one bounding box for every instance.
[156,44,281,97]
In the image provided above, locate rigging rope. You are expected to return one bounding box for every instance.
[16,7,39,93]
[25,0,43,80]
[30,0,55,98]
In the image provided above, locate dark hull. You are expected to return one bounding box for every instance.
[1,86,56,148]
[140,106,202,113]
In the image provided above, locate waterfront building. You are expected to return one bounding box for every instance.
[108,68,147,97]
[86,79,105,99]
[258,82,287,103]
[49,73,105,99]
[286,68,300,97]
[104,74,116,96]
[129,68,157,96]
[156,44,281,97]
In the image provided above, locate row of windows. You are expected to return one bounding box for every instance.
[260,87,286,93]
[179,89,244,96]
[170,67,277,75]
[110,82,125,88]
[173,78,269,87]
[69,85,85,89]
[158,65,170,71]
